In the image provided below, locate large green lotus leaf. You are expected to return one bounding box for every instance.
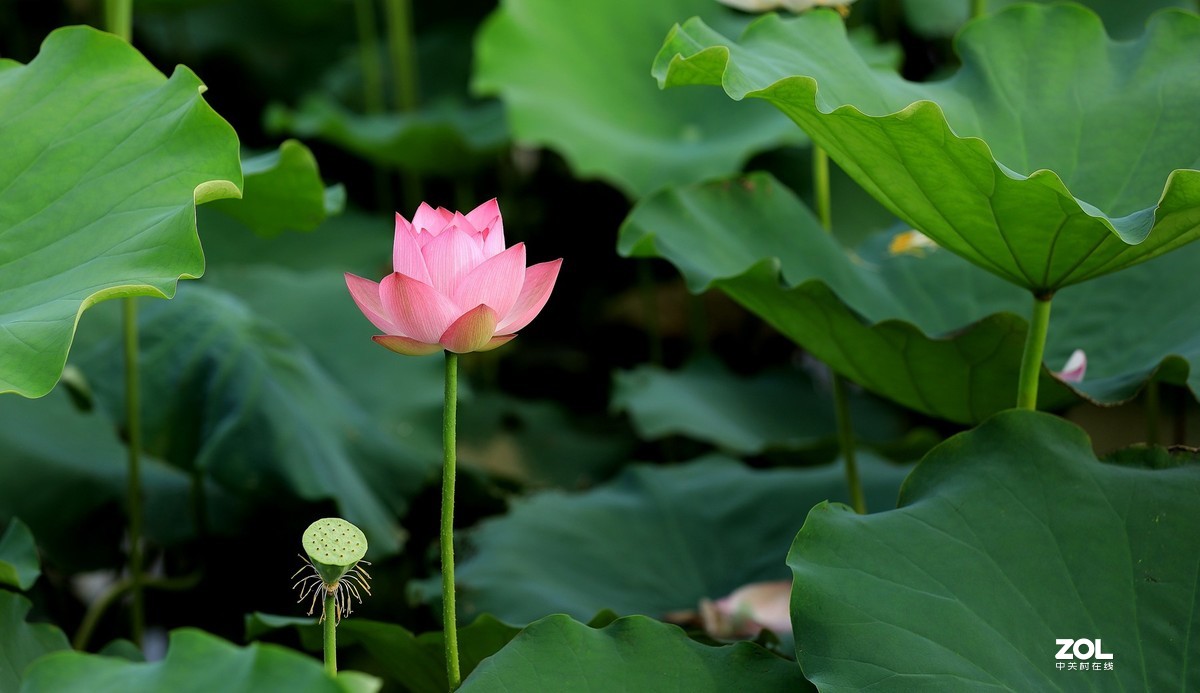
[621,172,1079,422]
[612,356,904,454]
[76,283,435,557]
[0,518,39,591]
[460,614,809,692]
[0,388,241,571]
[788,410,1200,691]
[209,140,345,237]
[654,5,1200,292]
[19,628,377,693]
[0,26,242,398]
[902,0,1193,39]
[265,97,507,177]
[430,454,908,625]
[623,171,1200,420]
[246,613,520,693]
[473,0,809,197]
[0,592,70,692]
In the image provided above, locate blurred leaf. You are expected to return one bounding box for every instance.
[0,389,239,571]
[655,6,1200,292]
[210,140,345,237]
[247,612,520,693]
[19,628,377,693]
[458,393,633,488]
[459,614,810,691]
[0,26,241,398]
[902,0,1193,39]
[473,0,806,197]
[0,591,70,692]
[266,97,507,176]
[622,171,1200,419]
[96,639,145,662]
[0,518,39,590]
[789,410,1200,691]
[612,357,903,454]
[427,454,908,625]
[78,284,435,558]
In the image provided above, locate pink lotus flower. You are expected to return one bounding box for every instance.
[346,199,561,355]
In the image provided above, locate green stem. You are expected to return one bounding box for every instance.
[382,0,418,112]
[637,261,663,366]
[1145,379,1161,446]
[382,0,422,211]
[834,376,866,514]
[107,0,143,649]
[323,593,337,675]
[813,145,863,513]
[73,573,200,651]
[812,146,832,231]
[105,0,133,41]
[1016,294,1053,410]
[122,297,145,647]
[970,0,986,20]
[353,0,385,115]
[442,352,462,689]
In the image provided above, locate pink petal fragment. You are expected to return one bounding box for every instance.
[412,202,452,235]
[497,258,561,333]
[380,272,461,343]
[469,199,506,257]
[449,211,481,237]
[372,335,441,356]
[439,304,499,353]
[393,214,431,284]
[1054,348,1087,383]
[478,334,516,352]
[452,243,526,317]
[345,273,398,333]
[421,226,485,295]
[465,198,500,230]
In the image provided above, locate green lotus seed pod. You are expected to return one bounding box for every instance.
[302,518,368,586]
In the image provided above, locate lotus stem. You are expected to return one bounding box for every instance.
[73,572,200,651]
[353,0,385,115]
[323,593,337,674]
[970,0,986,20]
[1145,378,1161,446]
[383,0,422,209]
[637,261,663,365]
[813,146,832,232]
[1016,294,1053,410]
[105,0,133,42]
[107,0,144,649]
[813,145,865,513]
[122,299,145,647]
[442,351,462,688]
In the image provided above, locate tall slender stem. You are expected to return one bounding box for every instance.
[105,0,132,40]
[970,0,986,20]
[323,593,337,675]
[442,352,462,689]
[353,0,385,115]
[383,0,422,210]
[107,0,144,648]
[382,0,418,112]
[833,376,867,514]
[1016,294,1053,410]
[122,297,145,646]
[1145,379,1161,446]
[813,146,832,232]
[813,146,864,513]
